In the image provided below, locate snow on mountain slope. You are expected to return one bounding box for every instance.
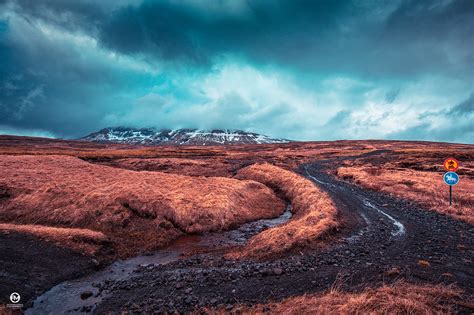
[80,127,290,145]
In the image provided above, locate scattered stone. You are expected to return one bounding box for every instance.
[80,305,92,312]
[385,267,401,277]
[80,291,93,300]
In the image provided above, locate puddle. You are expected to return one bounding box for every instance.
[363,199,405,237]
[196,205,292,250]
[26,205,292,314]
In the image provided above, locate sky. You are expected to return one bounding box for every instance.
[0,0,473,143]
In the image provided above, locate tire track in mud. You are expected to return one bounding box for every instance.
[29,151,474,313]
[304,165,406,241]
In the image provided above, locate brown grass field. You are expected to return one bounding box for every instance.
[335,148,474,224]
[337,166,474,224]
[105,157,235,177]
[234,163,337,259]
[0,136,473,312]
[0,154,284,257]
[208,281,464,314]
[0,135,472,259]
[0,224,108,255]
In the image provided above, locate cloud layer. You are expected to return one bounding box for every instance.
[0,0,472,142]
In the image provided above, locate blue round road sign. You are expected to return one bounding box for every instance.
[443,172,459,186]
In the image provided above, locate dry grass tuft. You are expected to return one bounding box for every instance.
[207,282,463,314]
[418,260,431,267]
[106,158,233,177]
[233,163,337,259]
[0,155,284,257]
[337,166,474,224]
[0,305,20,315]
[0,223,108,255]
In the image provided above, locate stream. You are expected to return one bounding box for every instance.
[26,205,292,314]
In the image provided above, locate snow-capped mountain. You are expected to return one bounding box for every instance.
[80,127,290,145]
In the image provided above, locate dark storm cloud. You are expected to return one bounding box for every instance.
[387,122,473,143]
[385,88,400,104]
[387,94,474,143]
[325,110,352,128]
[373,0,474,77]
[10,0,472,77]
[448,93,474,116]
[0,0,472,141]
[4,0,108,30]
[78,0,353,67]
[0,2,144,138]
[96,0,474,78]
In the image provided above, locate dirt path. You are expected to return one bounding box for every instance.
[22,152,474,313]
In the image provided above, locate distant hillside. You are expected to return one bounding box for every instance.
[80,127,290,145]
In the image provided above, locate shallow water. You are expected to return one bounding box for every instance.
[26,205,292,314]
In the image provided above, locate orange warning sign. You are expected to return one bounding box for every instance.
[443,157,459,172]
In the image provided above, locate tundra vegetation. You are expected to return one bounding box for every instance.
[0,135,472,312]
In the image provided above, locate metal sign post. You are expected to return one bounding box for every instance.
[443,171,459,206]
[449,185,452,206]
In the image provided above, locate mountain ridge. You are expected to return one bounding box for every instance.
[80,127,290,145]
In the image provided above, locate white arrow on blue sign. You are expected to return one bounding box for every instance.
[443,171,459,186]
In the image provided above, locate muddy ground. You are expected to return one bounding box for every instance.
[0,232,99,306]
[1,151,473,313]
